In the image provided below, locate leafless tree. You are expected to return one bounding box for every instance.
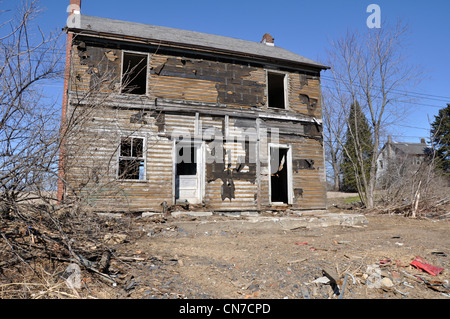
[378,117,449,217]
[0,1,155,297]
[0,0,64,215]
[58,43,164,212]
[322,84,350,191]
[324,21,422,208]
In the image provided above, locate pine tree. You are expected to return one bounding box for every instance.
[430,104,450,175]
[341,102,374,192]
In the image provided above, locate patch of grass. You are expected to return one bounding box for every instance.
[343,195,361,204]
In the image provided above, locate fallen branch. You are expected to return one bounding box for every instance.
[0,231,37,273]
[117,256,146,262]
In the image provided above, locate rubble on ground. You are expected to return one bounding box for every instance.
[1,207,449,299]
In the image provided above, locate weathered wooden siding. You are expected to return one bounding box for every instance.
[203,116,258,211]
[63,39,327,212]
[70,44,122,94]
[258,124,327,211]
[64,106,173,212]
[291,137,327,210]
[150,55,219,104]
[288,73,322,119]
[149,54,266,109]
[69,42,322,120]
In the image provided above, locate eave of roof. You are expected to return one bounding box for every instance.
[66,15,330,70]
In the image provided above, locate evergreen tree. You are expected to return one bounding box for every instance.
[341,102,374,192]
[430,104,450,175]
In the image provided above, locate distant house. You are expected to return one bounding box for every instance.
[57,0,330,213]
[376,136,430,185]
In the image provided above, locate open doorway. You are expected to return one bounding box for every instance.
[270,145,291,204]
[175,142,204,204]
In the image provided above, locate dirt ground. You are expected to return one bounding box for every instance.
[1,193,449,300]
[105,206,449,300]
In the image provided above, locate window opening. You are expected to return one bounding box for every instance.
[118,137,145,180]
[122,52,148,95]
[176,145,197,175]
[267,72,286,109]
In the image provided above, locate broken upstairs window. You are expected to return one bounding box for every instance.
[118,137,145,180]
[267,71,286,109]
[121,52,148,95]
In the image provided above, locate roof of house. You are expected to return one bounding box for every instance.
[390,142,430,155]
[67,15,329,70]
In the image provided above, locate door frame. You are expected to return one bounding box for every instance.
[268,143,293,205]
[172,139,205,204]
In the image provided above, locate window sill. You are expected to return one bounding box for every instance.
[117,179,148,183]
[119,92,149,97]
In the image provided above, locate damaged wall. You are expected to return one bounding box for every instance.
[204,116,258,209]
[70,42,122,93]
[150,56,266,108]
[64,38,327,212]
[63,106,174,212]
[69,39,323,120]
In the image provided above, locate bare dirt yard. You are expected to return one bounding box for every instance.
[112,212,449,300]
[1,193,449,301]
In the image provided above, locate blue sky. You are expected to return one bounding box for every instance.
[2,0,449,144]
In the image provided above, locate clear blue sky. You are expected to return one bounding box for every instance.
[3,0,449,144]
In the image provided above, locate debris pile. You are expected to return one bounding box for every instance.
[305,255,449,299]
[1,208,449,299]
[0,208,162,299]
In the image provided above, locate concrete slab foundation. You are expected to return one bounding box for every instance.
[159,211,368,232]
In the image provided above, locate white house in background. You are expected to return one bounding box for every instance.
[376,136,431,184]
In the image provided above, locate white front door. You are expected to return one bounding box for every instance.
[175,142,203,204]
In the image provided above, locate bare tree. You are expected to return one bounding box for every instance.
[57,41,165,212]
[324,21,421,208]
[378,113,450,217]
[0,0,64,214]
[322,90,348,191]
[0,2,157,295]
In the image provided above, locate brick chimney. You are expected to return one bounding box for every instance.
[261,33,274,46]
[57,0,82,202]
[387,135,392,159]
[69,0,81,14]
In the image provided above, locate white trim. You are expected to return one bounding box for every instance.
[266,70,289,110]
[116,135,147,182]
[284,73,290,110]
[120,50,150,96]
[173,139,205,204]
[172,139,177,205]
[268,143,293,205]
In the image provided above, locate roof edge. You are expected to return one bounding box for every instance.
[66,15,330,70]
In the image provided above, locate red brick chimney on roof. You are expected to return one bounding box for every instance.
[69,0,81,14]
[261,33,274,46]
[57,0,82,202]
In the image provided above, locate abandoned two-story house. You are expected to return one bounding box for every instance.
[57,3,330,214]
[376,136,431,186]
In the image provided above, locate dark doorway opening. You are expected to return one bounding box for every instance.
[270,147,289,203]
